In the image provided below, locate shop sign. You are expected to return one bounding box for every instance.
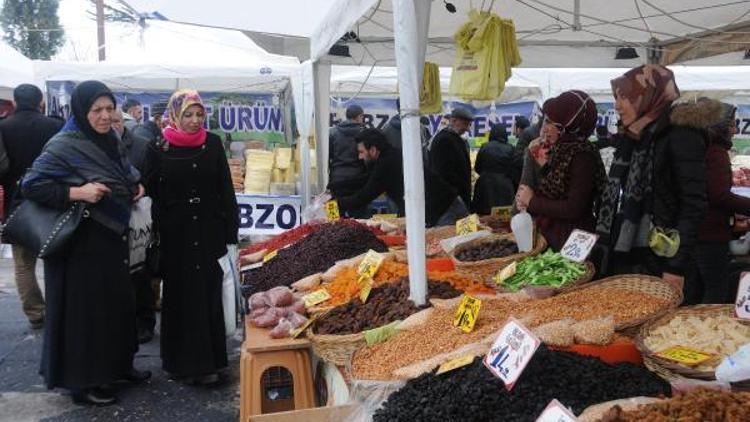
[560,229,598,263]
[484,317,541,390]
[535,399,578,422]
[237,194,301,236]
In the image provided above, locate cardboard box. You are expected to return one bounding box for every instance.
[247,405,357,422]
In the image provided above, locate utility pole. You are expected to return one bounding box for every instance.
[96,0,106,61]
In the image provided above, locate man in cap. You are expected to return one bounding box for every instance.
[0,84,64,329]
[327,104,371,218]
[427,107,474,225]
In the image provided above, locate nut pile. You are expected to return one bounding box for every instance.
[598,388,750,422]
[314,277,461,335]
[455,238,518,262]
[353,288,670,380]
[372,346,670,422]
[242,221,387,296]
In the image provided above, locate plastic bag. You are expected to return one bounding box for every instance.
[716,342,750,383]
[249,292,270,310]
[270,318,293,339]
[287,311,309,329]
[347,379,407,422]
[251,308,284,328]
[249,306,268,319]
[267,286,294,307]
[301,192,332,223]
[218,248,239,336]
[128,197,153,273]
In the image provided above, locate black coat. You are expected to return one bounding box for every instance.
[328,120,367,195]
[472,140,517,215]
[383,115,402,149]
[429,128,472,207]
[338,147,405,216]
[147,133,239,377]
[0,109,63,214]
[121,127,150,174]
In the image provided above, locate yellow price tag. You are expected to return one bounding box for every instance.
[453,294,482,333]
[303,289,331,308]
[289,315,317,339]
[373,214,398,220]
[456,214,479,236]
[436,354,475,375]
[490,206,512,222]
[324,200,340,221]
[655,346,714,367]
[358,275,374,303]
[357,249,384,279]
[493,261,517,286]
[263,249,278,263]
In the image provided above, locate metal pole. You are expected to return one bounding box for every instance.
[95,0,106,61]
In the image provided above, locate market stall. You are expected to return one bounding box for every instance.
[0,40,35,101]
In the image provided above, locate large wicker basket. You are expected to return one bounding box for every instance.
[449,232,547,284]
[636,304,747,381]
[424,224,491,257]
[566,274,683,331]
[306,327,366,366]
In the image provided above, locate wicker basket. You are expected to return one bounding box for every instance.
[566,274,683,331]
[643,354,750,392]
[424,224,490,257]
[635,304,746,381]
[306,327,366,366]
[448,233,547,284]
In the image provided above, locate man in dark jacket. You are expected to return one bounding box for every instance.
[328,104,370,218]
[337,128,405,216]
[122,98,143,131]
[112,109,150,172]
[428,107,474,226]
[472,123,517,214]
[0,84,63,329]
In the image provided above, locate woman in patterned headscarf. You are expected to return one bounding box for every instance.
[146,89,239,385]
[596,65,707,296]
[515,90,607,250]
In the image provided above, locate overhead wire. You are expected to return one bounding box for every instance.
[634,0,655,40]
[641,0,750,35]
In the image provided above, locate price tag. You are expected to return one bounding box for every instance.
[324,200,340,221]
[456,214,479,236]
[357,249,384,279]
[484,317,541,390]
[289,314,318,339]
[535,399,578,422]
[560,229,599,263]
[436,354,475,375]
[493,261,517,286]
[373,213,398,220]
[453,294,482,333]
[491,206,513,222]
[735,272,750,320]
[263,249,278,263]
[302,289,331,308]
[654,346,714,367]
[359,275,374,303]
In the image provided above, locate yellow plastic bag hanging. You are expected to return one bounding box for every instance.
[420,62,442,114]
[449,10,521,100]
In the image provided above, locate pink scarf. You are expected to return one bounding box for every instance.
[163,126,207,147]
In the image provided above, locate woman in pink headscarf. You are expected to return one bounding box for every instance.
[147,90,239,385]
[515,90,607,250]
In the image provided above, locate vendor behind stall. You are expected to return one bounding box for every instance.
[336,128,405,216]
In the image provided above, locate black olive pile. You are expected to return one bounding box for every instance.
[455,239,519,262]
[373,346,670,422]
[242,221,387,296]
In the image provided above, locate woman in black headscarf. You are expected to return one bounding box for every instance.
[471,123,519,215]
[21,81,150,405]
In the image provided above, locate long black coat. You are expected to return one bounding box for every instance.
[472,140,517,215]
[338,147,405,216]
[147,133,239,377]
[0,109,63,214]
[429,128,472,207]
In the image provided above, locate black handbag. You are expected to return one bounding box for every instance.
[2,199,87,258]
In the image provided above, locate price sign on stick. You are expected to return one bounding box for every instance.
[324,200,340,221]
[484,317,541,390]
[358,275,374,303]
[436,354,475,375]
[456,214,479,236]
[491,206,513,222]
[303,289,331,308]
[560,229,599,263]
[263,249,278,263]
[535,399,578,422]
[735,272,750,320]
[453,295,482,333]
[357,250,384,279]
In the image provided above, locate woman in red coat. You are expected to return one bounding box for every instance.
[673,98,750,304]
[515,90,607,251]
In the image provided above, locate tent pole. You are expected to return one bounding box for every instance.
[392,0,431,306]
[313,61,332,193]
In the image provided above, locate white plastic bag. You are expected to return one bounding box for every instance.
[128,197,153,273]
[716,342,750,383]
[301,192,332,223]
[218,244,240,336]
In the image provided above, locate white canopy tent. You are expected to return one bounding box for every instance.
[0,40,35,100]
[124,0,750,304]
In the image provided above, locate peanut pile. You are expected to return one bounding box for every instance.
[599,388,750,422]
[352,288,670,380]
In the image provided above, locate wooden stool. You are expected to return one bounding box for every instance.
[240,324,316,421]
